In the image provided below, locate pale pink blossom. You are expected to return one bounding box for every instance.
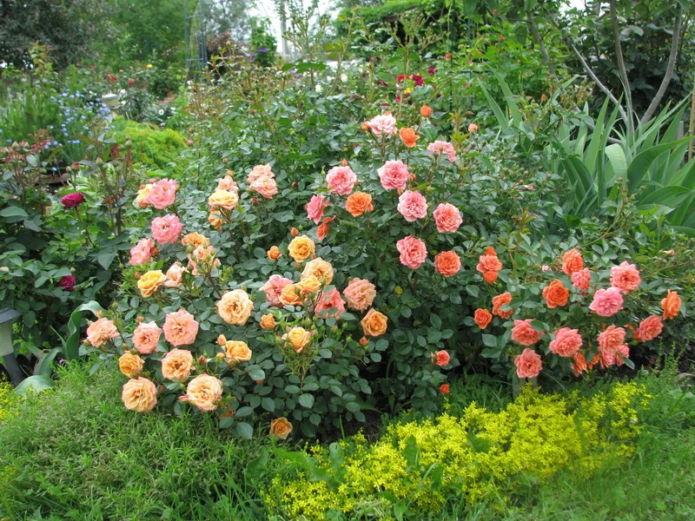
[261,275,293,306]
[397,190,428,222]
[610,261,641,294]
[151,214,183,245]
[432,203,462,233]
[306,194,330,224]
[249,175,278,199]
[378,160,410,191]
[427,140,457,162]
[314,289,347,319]
[144,178,178,209]
[217,176,239,194]
[589,287,624,317]
[164,262,187,288]
[571,269,592,291]
[396,236,427,270]
[326,166,358,196]
[247,164,274,184]
[367,114,397,137]
[129,238,154,266]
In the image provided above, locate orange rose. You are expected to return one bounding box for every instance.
[122,377,158,412]
[279,284,302,306]
[285,327,312,353]
[542,279,570,308]
[224,340,252,363]
[399,127,419,148]
[361,309,388,337]
[492,292,513,319]
[270,417,293,439]
[345,192,374,217]
[420,105,432,118]
[359,336,369,346]
[561,248,584,276]
[434,250,461,277]
[181,232,210,249]
[267,246,282,261]
[661,290,681,320]
[118,352,144,378]
[290,227,299,237]
[361,121,370,131]
[483,271,498,284]
[288,235,315,263]
[260,314,276,329]
[474,309,492,329]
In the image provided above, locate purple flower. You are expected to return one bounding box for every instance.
[258,47,269,53]
[61,192,85,209]
[58,275,76,291]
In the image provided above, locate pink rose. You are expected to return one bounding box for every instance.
[164,262,187,288]
[514,348,542,378]
[326,166,358,196]
[598,325,626,353]
[86,317,119,348]
[511,319,542,346]
[247,164,274,184]
[468,123,479,133]
[367,114,397,137]
[396,236,427,270]
[217,176,239,193]
[397,190,427,222]
[541,265,550,272]
[432,203,462,233]
[614,344,630,367]
[144,178,178,209]
[163,309,199,347]
[343,278,377,312]
[261,275,293,306]
[589,287,624,317]
[249,175,278,199]
[306,195,330,224]
[432,350,450,367]
[427,140,457,162]
[571,269,592,291]
[635,315,663,343]
[151,214,183,245]
[132,321,162,354]
[61,192,85,209]
[549,328,582,357]
[378,160,409,191]
[314,289,346,319]
[129,238,154,266]
[610,261,641,294]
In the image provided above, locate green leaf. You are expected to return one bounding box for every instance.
[0,206,29,219]
[236,422,253,439]
[299,393,315,408]
[15,375,54,395]
[97,252,117,270]
[235,406,254,418]
[247,366,265,380]
[482,334,498,348]
[261,397,275,412]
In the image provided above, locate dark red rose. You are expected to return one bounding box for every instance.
[444,54,452,60]
[61,192,85,209]
[412,74,424,86]
[428,66,437,75]
[397,74,406,82]
[128,79,134,86]
[58,275,76,291]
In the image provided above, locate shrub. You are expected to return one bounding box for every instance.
[266,382,650,519]
[110,119,188,175]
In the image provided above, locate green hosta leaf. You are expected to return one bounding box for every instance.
[15,375,54,395]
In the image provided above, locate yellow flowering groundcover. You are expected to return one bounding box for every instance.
[267,382,649,519]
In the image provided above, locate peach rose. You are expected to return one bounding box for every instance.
[361,308,388,337]
[468,123,479,133]
[597,325,626,355]
[122,377,158,412]
[561,249,583,276]
[314,288,346,319]
[296,276,322,295]
[343,278,376,312]
[420,105,432,118]
[132,321,161,354]
[635,316,663,343]
[427,140,456,162]
[474,309,492,329]
[511,319,542,346]
[270,417,293,439]
[223,339,253,363]
[267,246,282,261]
[144,178,177,209]
[433,203,463,233]
[216,289,254,325]
[432,350,450,367]
[262,275,293,306]
[217,175,239,193]
[589,287,623,317]
[571,269,592,291]
[397,190,428,222]
[306,194,330,224]
[135,183,152,207]
[301,258,334,284]
[181,374,223,412]
[137,270,167,298]
[326,165,358,195]
[163,309,199,346]
[86,317,119,347]
[118,352,144,377]
[208,189,239,211]
[285,327,312,353]
[208,210,223,230]
[129,238,154,266]
[279,283,302,307]
[515,348,542,378]
[248,164,274,184]
[476,253,503,275]
[396,236,427,269]
[661,290,681,320]
[367,114,397,137]
[345,191,374,217]
[571,352,587,377]
[610,261,641,294]
[542,280,570,308]
[181,232,210,249]
[492,292,513,319]
[434,250,461,277]
[250,175,278,199]
[399,127,419,148]
[161,348,194,381]
[164,262,186,288]
[378,160,409,191]
[187,245,220,275]
[260,314,276,329]
[549,328,582,357]
[151,214,183,245]
[288,235,315,263]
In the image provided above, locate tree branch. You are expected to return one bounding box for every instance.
[528,14,558,86]
[641,6,684,123]
[609,0,634,134]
